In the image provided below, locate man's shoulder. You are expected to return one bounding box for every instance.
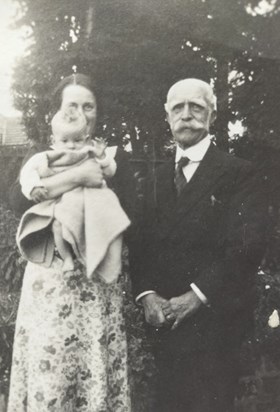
[211,144,253,173]
[146,145,254,182]
[211,146,263,193]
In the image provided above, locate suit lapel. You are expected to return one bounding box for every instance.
[176,144,226,212]
[155,144,229,235]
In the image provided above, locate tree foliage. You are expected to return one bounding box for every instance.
[11,0,280,157]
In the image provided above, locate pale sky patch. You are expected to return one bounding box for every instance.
[0,0,27,117]
[228,120,245,138]
[246,0,278,16]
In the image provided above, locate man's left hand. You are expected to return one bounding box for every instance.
[164,291,202,330]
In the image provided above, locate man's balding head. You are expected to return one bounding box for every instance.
[166,79,217,111]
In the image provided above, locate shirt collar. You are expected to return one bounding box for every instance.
[175,135,211,163]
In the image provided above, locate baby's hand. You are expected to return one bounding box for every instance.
[30,187,49,203]
[79,145,94,154]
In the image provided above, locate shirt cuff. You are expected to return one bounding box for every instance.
[190,283,209,306]
[135,290,156,304]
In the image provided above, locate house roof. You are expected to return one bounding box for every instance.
[0,114,27,145]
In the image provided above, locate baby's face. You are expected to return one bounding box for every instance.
[52,132,89,151]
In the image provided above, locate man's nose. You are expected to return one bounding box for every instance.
[181,104,192,120]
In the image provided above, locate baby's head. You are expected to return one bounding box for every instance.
[51,107,90,150]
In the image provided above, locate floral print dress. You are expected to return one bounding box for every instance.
[8,257,131,412]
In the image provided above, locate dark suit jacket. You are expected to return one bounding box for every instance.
[132,143,267,353]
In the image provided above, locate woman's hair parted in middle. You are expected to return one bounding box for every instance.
[51,73,99,114]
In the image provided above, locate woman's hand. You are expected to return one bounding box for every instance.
[41,158,104,199]
[75,158,104,187]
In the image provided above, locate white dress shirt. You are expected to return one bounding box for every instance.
[136,135,212,305]
[175,134,211,182]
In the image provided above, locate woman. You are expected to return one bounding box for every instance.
[8,73,135,412]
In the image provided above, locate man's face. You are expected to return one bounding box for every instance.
[165,80,216,148]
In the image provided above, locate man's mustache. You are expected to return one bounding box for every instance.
[176,122,205,132]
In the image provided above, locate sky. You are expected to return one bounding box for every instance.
[0,0,27,117]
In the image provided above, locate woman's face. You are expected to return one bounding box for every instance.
[60,85,97,135]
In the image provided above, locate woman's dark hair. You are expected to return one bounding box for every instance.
[52,73,99,114]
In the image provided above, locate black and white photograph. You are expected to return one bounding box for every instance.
[0,0,280,411]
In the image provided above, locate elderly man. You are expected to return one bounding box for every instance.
[132,79,267,411]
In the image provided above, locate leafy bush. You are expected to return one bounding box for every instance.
[0,203,26,398]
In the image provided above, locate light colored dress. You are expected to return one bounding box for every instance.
[7,257,131,412]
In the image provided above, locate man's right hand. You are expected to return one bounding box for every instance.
[75,158,104,188]
[141,293,171,328]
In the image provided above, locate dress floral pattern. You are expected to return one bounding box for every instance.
[8,257,131,412]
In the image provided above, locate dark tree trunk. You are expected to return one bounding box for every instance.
[215,48,230,152]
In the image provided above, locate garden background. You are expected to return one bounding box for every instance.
[1,0,280,410]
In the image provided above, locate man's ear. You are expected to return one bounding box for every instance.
[164,103,170,124]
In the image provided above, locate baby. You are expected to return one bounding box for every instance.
[17,107,130,281]
[30,107,115,203]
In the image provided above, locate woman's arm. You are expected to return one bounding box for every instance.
[41,158,104,199]
[9,145,104,216]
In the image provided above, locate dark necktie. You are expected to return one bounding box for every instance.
[175,156,190,195]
